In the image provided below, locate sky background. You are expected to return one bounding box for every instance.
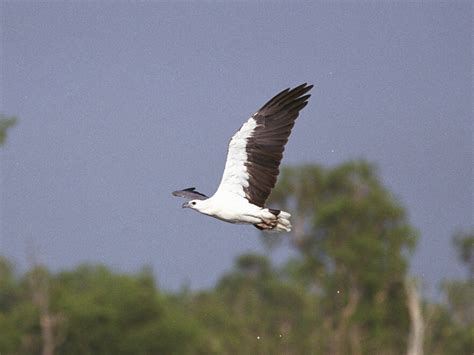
[1,2,472,298]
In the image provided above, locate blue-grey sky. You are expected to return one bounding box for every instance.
[1,2,472,296]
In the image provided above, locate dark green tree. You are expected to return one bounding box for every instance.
[187,253,316,354]
[265,161,418,354]
[425,230,473,355]
[51,264,204,355]
[0,257,26,353]
[0,261,207,355]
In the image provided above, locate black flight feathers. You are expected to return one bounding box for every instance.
[243,83,313,207]
[258,83,313,114]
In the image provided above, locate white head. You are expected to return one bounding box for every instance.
[182,200,206,212]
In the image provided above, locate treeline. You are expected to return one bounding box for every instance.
[0,163,472,354]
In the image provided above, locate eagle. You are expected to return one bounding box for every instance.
[173,83,313,232]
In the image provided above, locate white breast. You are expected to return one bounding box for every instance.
[197,191,262,224]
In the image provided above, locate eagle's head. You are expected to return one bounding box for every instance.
[182,200,201,210]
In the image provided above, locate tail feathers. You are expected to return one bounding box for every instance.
[278,211,291,219]
[273,223,291,232]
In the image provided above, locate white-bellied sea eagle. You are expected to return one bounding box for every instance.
[172,83,313,232]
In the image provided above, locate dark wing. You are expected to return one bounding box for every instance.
[172,187,208,200]
[216,83,313,207]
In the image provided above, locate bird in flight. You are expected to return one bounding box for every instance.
[173,83,313,232]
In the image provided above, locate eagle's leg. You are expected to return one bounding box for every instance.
[254,208,292,232]
[253,212,280,231]
[253,222,275,230]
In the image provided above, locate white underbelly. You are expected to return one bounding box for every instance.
[203,193,262,224]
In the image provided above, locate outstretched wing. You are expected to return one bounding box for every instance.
[215,83,313,207]
[172,187,208,200]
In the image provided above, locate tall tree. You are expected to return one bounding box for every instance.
[424,230,474,355]
[265,161,418,354]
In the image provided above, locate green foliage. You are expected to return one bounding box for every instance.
[0,260,204,355]
[424,230,474,355]
[265,161,418,354]
[186,253,318,354]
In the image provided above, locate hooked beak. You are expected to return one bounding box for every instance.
[182,202,190,208]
